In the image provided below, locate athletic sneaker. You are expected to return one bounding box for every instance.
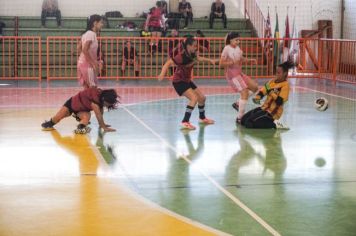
[232,102,239,112]
[274,120,290,130]
[181,122,196,130]
[199,118,215,125]
[41,120,55,131]
[74,126,91,134]
[235,117,241,125]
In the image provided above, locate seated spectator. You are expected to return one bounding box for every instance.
[121,41,140,77]
[178,0,193,29]
[195,30,210,52]
[145,1,165,55]
[41,0,61,27]
[209,0,227,29]
[168,29,180,56]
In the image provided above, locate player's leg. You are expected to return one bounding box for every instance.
[229,75,247,113]
[192,83,214,124]
[181,88,198,129]
[172,81,197,130]
[236,89,249,122]
[243,73,258,93]
[41,105,71,130]
[244,109,275,129]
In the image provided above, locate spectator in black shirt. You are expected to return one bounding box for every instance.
[41,0,61,27]
[209,0,227,29]
[178,0,193,29]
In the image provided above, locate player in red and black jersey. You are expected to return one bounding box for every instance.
[158,37,217,130]
[41,87,119,134]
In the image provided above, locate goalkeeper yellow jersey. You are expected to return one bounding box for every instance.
[254,79,290,120]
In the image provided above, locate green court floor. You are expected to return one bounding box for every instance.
[1,78,356,235]
[91,81,356,236]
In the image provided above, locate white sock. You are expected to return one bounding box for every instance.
[238,99,248,119]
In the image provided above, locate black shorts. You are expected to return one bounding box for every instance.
[148,26,163,32]
[64,98,75,114]
[173,81,197,96]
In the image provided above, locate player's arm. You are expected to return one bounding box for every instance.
[158,58,174,81]
[91,103,116,132]
[197,56,217,65]
[253,82,270,104]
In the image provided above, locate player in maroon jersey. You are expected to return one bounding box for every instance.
[41,88,119,134]
[158,37,217,130]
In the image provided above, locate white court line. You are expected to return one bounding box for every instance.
[121,105,281,236]
[295,86,356,102]
[89,131,231,236]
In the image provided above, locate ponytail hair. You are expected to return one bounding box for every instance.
[278,60,295,73]
[225,32,240,45]
[86,14,102,32]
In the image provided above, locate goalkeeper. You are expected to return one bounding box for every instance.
[239,61,294,129]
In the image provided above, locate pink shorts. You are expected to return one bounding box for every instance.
[77,62,98,88]
[226,73,250,93]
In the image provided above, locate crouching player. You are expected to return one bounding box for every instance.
[41,88,119,134]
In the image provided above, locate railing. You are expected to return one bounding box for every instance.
[244,0,265,38]
[319,39,356,83]
[1,36,356,84]
[45,36,277,80]
[0,36,41,80]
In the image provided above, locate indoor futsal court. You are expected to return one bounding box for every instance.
[1,77,356,236]
[1,0,356,235]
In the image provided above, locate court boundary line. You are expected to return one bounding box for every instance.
[295,86,356,102]
[121,105,281,236]
[88,134,232,236]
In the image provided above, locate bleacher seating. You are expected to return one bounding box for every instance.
[0,16,263,79]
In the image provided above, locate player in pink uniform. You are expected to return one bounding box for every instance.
[41,88,119,134]
[77,14,104,88]
[219,32,258,123]
[158,37,216,130]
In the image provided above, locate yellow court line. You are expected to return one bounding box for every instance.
[0,109,229,236]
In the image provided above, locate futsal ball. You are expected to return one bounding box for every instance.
[314,97,328,111]
[314,157,326,167]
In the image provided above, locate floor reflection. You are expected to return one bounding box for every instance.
[226,127,287,184]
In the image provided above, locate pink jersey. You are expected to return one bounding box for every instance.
[78,30,98,64]
[221,45,243,79]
